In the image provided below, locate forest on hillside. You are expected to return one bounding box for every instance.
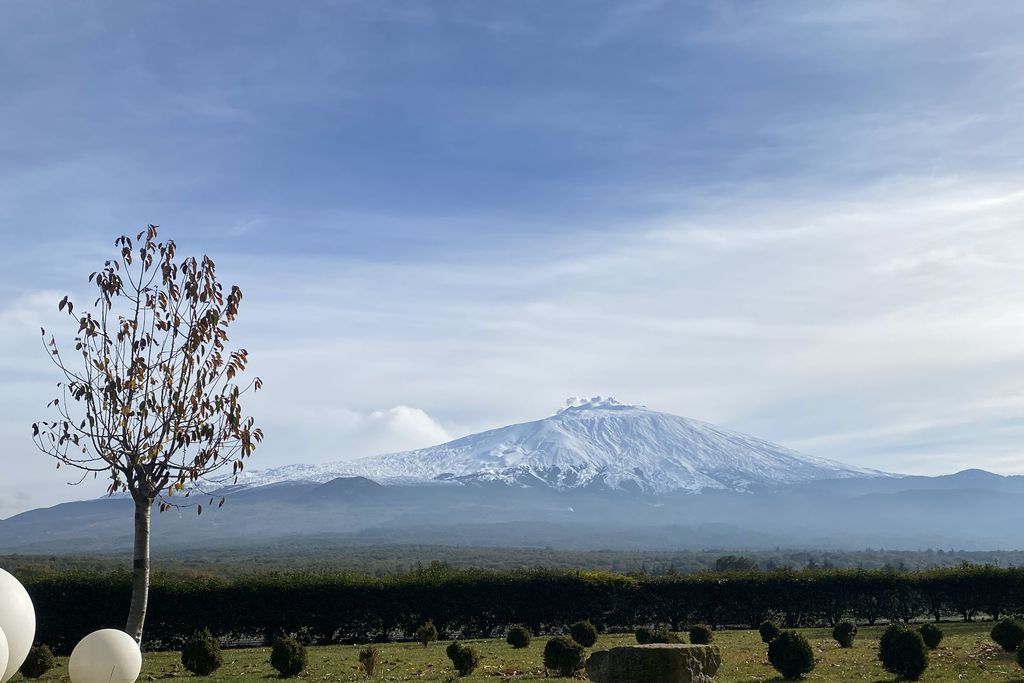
[5,545,1024,579]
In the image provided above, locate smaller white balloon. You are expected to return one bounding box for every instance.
[69,630,142,683]
[0,626,10,683]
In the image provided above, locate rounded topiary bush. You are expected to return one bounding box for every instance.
[919,623,943,650]
[767,630,815,680]
[759,621,781,644]
[832,621,857,648]
[359,645,379,677]
[446,642,480,677]
[181,628,223,676]
[689,624,713,645]
[570,619,599,648]
[416,620,438,647]
[879,625,928,681]
[992,619,1024,652]
[270,635,307,678]
[543,636,586,677]
[635,627,682,644]
[507,625,531,649]
[19,645,55,679]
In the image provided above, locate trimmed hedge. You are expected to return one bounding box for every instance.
[270,635,307,678]
[879,625,928,681]
[689,624,713,644]
[543,636,586,677]
[832,621,857,648]
[18,565,1024,652]
[19,645,55,680]
[569,619,598,648]
[636,627,682,644]
[992,619,1024,652]
[768,630,815,680]
[446,642,480,677]
[507,625,531,649]
[181,628,223,675]
[919,623,943,650]
[416,620,437,646]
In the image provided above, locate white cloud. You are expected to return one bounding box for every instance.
[4,176,1024,515]
[239,399,457,468]
[325,405,453,459]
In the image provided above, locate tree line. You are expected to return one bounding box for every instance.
[21,564,1024,653]
[7,546,1023,580]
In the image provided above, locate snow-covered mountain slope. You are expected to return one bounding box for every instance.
[239,397,887,494]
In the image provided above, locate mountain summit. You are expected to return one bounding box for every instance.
[240,397,884,493]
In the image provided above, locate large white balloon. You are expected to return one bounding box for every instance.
[0,568,35,683]
[0,627,10,683]
[69,630,142,683]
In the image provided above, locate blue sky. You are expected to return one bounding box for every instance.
[3,1,1024,516]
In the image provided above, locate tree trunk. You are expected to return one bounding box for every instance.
[126,497,152,642]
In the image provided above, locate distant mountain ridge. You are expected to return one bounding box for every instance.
[28,398,1024,556]
[236,397,887,493]
[5,468,1024,554]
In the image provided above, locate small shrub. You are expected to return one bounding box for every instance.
[543,636,586,677]
[759,621,781,644]
[181,628,223,676]
[635,627,682,644]
[992,619,1024,652]
[570,619,599,648]
[445,642,480,677]
[19,645,55,679]
[358,645,380,677]
[919,623,943,650]
[878,625,928,681]
[270,635,307,678]
[416,620,438,647]
[1016,641,1024,670]
[688,624,713,645]
[767,630,815,680]
[832,621,857,648]
[506,625,531,649]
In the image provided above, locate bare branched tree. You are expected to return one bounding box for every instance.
[32,225,263,641]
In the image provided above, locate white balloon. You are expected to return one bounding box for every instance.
[0,627,10,683]
[0,568,35,683]
[69,630,142,683]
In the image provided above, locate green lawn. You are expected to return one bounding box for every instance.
[17,621,1024,682]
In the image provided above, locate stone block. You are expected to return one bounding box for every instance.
[585,644,721,683]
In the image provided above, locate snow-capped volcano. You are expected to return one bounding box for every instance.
[239,397,885,493]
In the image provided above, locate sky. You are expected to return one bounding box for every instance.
[3,1,1024,517]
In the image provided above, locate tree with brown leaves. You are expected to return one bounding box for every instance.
[32,225,263,641]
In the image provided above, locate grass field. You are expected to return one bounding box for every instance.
[17,621,1024,682]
